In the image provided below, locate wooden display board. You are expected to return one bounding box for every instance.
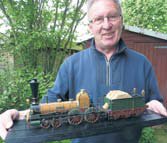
[5,110,167,143]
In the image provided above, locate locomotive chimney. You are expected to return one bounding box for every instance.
[30,79,39,105]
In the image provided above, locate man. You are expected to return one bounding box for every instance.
[0,0,167,142]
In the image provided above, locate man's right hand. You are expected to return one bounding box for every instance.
[0,109,29,140]
[0,109,19,140]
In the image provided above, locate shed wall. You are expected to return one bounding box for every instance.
[122,30,167,105]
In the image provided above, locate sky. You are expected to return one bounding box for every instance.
[0,13,9,33]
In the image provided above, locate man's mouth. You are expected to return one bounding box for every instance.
[102,32,115,39]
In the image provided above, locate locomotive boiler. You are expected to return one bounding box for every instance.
[26,79,147,129]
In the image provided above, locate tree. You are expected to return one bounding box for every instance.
[0,0,87,113]
[0,0,86,74]
[122,0,167,34]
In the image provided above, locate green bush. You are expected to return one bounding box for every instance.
[139,127,155,143]
[0,67,55,112]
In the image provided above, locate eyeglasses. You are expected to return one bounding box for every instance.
[89,14,122,25]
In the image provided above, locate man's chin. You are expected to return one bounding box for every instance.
[102,42,116,49]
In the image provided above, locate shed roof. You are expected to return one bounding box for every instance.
[124,25,167,41]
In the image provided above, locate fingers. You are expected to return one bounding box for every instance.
[10,109,19,121]
[19,109,30,120]
[0,120,8,140]
[146,100,167,117]
[0,109,19,140]
[5,109,19,129]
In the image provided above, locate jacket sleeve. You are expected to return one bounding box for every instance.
[145,60,163,103]
[41,60,69,103]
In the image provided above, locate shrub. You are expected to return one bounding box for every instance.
[0,67,55,112]
[139,127,155,143]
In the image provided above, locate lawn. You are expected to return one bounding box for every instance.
[154,124,167,143]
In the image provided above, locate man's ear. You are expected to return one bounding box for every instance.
[121,16,124,29]
[88,23,93,34]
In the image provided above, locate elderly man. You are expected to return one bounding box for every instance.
[0,0,167,143]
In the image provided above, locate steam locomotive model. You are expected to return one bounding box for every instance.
[26,79,147,129]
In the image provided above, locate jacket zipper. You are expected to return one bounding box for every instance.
[105,58,111,87]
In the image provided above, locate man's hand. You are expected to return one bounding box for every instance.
[0,109,19,140]
[146,100,167,117]
[0,109,29,140]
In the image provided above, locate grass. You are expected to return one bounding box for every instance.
[154,124,167,143]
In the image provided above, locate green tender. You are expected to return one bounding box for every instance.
[104,96,145,111]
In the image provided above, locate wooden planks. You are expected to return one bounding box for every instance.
[5,110,167,143]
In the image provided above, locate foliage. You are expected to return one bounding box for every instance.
[139,127,155,143]
[122,0,167,34]
[0,0,86,74]
[0,66,55,112]
[154,124,167,143]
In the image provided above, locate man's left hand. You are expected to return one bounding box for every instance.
[146,100,167,117]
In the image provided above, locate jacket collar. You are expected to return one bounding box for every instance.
[90,38,127,56]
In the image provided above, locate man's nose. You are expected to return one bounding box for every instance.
[102,17,112,29]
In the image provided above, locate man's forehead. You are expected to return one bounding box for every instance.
[87,0,119,10]
[88,0,120,17]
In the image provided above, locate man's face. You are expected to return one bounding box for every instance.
[88,0,123,50]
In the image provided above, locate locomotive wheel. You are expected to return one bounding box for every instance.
[51,118,62,128]
[40,119,50,129]
[84,107,99,123]
[68,109,83,125]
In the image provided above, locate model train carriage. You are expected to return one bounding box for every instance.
[103,91,147,120]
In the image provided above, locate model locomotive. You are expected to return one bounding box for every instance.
[26,79,147,128]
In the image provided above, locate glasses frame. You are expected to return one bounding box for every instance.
[89,14,122,25]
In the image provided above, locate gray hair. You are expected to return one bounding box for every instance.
[87,0,122,16]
